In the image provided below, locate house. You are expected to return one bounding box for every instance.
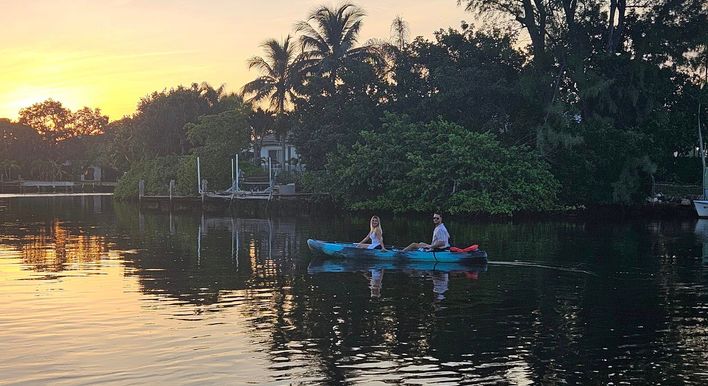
[259,134,303,172]
[81,165,102,181]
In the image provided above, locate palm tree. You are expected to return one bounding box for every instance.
[248,108,275,166]
[0,159,20,181]
[296,3,385,93]
[390,16,409,51]
[241,35,301,171]
[30,159,53,181]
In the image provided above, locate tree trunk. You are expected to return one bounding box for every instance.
[282,135,288,173]
[615,0,627,52]
[521,0,547,63]
[561,0,578,45]
[607,0,626,53]
[254,140,262,166]
[607,0,617,52]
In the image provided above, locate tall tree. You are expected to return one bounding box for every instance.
[18,99,72,143]
[457,0,552,61]
[387,28,527,140]
[133,82,228,157]
[242,36,300,116]
[242,35,301,170]
[0,159,20,181]
[17,100,108,143]
[296,3,385,93]
[71,107,109,137]
[289,3,389,170]
[99,117,141,173]
[185,103,252,189]
[390,16,410,50]
[0,119,44,173]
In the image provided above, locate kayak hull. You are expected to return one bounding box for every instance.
[307,258,488,274]
[307,239,488,264]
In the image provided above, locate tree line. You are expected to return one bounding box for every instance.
[2,1,706,215]
[1,100,108,181]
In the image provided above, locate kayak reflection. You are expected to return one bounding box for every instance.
[308,258,487,300]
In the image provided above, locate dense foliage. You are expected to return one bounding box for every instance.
[2,2,706,215]
[112,97,252,199]
[0,101,108,180]
[312,114,558,215]
[289,1,707,213]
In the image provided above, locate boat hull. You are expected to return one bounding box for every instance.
[307,239,488,264]
[694,200,708,217]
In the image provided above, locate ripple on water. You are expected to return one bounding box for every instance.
[3,202,708,384]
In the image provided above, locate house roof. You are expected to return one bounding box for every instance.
[261,134,295,146]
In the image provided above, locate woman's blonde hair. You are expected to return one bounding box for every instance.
[369,215,383,237]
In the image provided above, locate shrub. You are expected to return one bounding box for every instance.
[320,113,559,215]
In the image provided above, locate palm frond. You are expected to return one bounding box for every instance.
[340,19,363,52]
[247,56,275,75]
[241,76,276,100]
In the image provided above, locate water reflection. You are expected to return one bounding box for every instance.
[308,258,486,301]
[0,218,108,273]
[0,197,707,384]
[21,223,108,273]
[694,219,708,264]
[432,271,448,301]
[368,269,383,298]
[120,209,305,308]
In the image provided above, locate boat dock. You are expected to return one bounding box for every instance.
[0,180,116,194]
[137,179,331,216]
[138,193,331,216]
[136,156,332,215]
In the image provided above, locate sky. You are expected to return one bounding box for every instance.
[0,0,473,121]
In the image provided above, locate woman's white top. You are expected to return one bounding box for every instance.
[368,230,382,249]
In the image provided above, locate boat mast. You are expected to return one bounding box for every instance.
[700,53,708,199]
[701,102,706,199]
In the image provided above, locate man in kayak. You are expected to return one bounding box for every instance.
[402,212,450,252]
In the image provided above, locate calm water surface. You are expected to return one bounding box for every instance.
[0,196,706,385]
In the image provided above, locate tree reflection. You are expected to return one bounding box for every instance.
[1,219,108,272]
[107,208,708,383]
[3,197,706,383]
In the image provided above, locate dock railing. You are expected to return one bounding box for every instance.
[653,183,702,200]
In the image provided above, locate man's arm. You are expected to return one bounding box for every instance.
[429,240,445,249]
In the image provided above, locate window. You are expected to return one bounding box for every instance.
[268,149,278,161]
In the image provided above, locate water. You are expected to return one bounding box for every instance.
[0,196,706,385]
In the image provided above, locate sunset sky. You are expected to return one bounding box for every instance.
[0,0,473,121]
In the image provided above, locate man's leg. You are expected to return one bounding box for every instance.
[403,242,429,252]
[402,242,419,252]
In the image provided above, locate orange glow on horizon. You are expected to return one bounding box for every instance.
[0,1,470,121]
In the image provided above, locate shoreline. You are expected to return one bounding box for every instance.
[128,194,700,221]
[0,193,113,198]
[2,194,699,221]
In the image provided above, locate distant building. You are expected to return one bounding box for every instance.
[81,165,102,181]
[259,134,303,172]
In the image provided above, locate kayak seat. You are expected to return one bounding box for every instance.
[450,245,479,253]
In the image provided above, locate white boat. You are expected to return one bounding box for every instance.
[694,199,708,217]
[694,167,708,217]
[693,99,707,217]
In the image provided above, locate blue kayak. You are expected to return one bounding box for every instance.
[307,239,488,264]
[307,258,488,274]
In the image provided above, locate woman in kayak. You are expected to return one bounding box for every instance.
[357,215,388,251]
